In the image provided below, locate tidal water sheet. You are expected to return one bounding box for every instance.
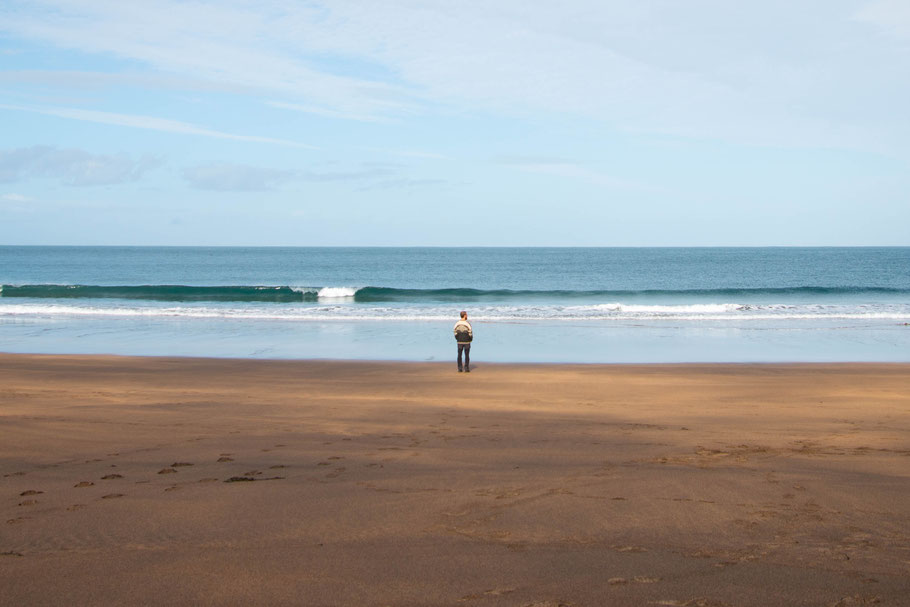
[1,247,909,362]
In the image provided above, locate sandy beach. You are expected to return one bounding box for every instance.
[1,354,909,606]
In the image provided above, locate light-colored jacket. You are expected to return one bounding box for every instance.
[453,319,473,344]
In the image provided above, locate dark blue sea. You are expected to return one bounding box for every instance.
[2,246,909,362]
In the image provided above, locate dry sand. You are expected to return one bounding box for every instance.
[1,354,909,606]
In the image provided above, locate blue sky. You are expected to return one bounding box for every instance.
[1,0,909,246]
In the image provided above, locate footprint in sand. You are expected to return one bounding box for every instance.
[460,588,516,600]
[613,545,648,553]
[608,578,628,585]
[164,486,180,492]
[828,596,883,607]
[217,457,234,463]
[18,500,39,506]
[7,517,30,524]
[198,478,219,483]
[19,490,43,496]
[269,465,286,469]
[101,493,124,499]
[171,462,193,468]
[101,474,123,480]
[74,481,94,488]
[158,468,177,474]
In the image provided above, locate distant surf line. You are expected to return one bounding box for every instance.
[2,284,909,304]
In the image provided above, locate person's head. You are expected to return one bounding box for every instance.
[460,310,467,319]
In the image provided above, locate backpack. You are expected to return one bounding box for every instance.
[455,324,473,342]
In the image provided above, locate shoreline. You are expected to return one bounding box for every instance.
[2,353,909,605]
[4,350,910,366]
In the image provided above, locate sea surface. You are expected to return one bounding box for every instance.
[1,246,909,362]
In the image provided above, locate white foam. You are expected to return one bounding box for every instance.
[289,286,361,298]
[583,302,743,315]
[2,301,909,323]
[316,287,360,299]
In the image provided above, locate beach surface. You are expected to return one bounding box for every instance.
[1,355,909,606]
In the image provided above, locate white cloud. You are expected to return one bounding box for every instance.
[0,104,315,148]
[2,1,908,152]
[182,163,295,191]
[1,192,32,202]
[358,147,450,161]
[358,177,449,192]
[0,145,162,186]
[181,161,445,191]
[0,1,420,119]
[0,69,263,95]
[267,101,391,124]
[854,0,910,38]
[296,166,394,183]
[499,157,663,193]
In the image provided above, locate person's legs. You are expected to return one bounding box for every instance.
[464,344,471,372]
[457,344,465,371]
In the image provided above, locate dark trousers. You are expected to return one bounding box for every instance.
[457,343,471,371]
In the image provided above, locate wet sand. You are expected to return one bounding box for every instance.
[1,354,909,606]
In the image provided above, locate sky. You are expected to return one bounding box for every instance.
[1,0,909,246]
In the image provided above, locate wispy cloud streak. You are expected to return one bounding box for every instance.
[0,104,316,148]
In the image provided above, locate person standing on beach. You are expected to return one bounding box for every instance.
[454,311,473,372]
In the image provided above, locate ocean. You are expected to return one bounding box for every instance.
[1,246,909,362]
